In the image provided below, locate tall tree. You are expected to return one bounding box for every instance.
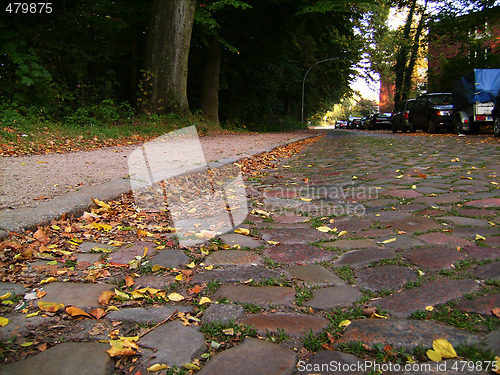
[143,0,197,116]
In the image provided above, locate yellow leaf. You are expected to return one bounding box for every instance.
[339,319,351,328]
[20,342,33,347]
[92,198,112,211]
[148,364,170,372]
[251,209,270,217]
[352,176,358,180]
[493,357,500,374]
[98,290,115,305]
[136,287,160,295]
[267,240,280,245]
[425,306,434,311]
[411,185,417,189]
[199,297,211,305]
[475,234,486,241]
[0,292,11,300]
[417,270,425,276]
[460,176,473,180]
[427,349,442,361]
[0,317,9,326]
[106,346,136,357]
[491,181,499,185]
[378,238,396,244]
[152,264,163,272]
[395,175,403,179]
[91,223,112,232]
[433,338,457,359]
[168,293,185,302]
[40,276,57,284]
[186,261,196,269]
[113,289,130,301]
[234,228,250,235]
[337,230,348,238]
[370,313,388,319]
[175,274,184,281]
[38,301,64,312]
[105,306,119,312]
[66,306,93,319]
[183,363,201,371]
[300,198,312,202]
[204,265,213,270]
[25,311,40,318]
[222,328,234,335]
[316,226,332,233]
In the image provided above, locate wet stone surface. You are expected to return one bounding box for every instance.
[473,261,500,280]
[455,293,500,316]
[356,265,417,292]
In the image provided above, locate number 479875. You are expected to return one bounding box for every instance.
[5,3,52,14]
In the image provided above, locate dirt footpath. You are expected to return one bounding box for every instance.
[0,130,317,210]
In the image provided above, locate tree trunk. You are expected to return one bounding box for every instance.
[143,0,196,116]
[393,0,417,110]
[402,1,427,102]
[200,36,221,124]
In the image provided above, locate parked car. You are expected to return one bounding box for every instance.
[453,69,500,134]
[493,91,500,137]
[392,99,415,133]
[350,117,363,129]
[408,93,453,133]
[372,113,393,130]
[366,113,378,130]
[362,116,372,130]
[335,119,348,129]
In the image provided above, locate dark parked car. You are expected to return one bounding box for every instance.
[335,119,348,129]
[371,113,393,130]
[408,93,453,133]
[392,99,415,133]
[350,117,363,129]
[493,91,500,137]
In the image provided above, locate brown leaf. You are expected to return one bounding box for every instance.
[66,306,94,319]
[37,342,48,352]
[125,275,135,287]
[89,307,106,320]
[187,285,203,295]
[33,228,50,244]
[36,289,47,298]
[492,307,500,318]
[98,290,115,305]
[418,173,427,178]
[362,307,377,316]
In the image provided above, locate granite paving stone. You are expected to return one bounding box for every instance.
[259,227,332,244]
[238,313,329,337]
[356,265,417,292]
[304,285,362,310]
[0,314,59,341]
[451,227,500,239]
[0,282,27,296]
[0,342,113,375]
[455,293,500,316]
[382,189,422,198]
[272,213,307,223]
[366,210,412,222]
[417,232,474,247]
[264,244,335,264]
[108,241,155,264]
[369,279,480,318]
[454,208,497,217]
[204,250,262,266]
[335,319,480,350]
[485,236,500,246]
[132,274,176,289]
[320,239,378,250]
[465,246,500,260]
[201,303,244,324]
[464,198,500,208]
[473,261,500,280]
[375,235,425,250]
[439,216,490,227]
[327,218,373,232]
[220,233,264,249]
[107,305,192,324]
[78,241,115,253]
[404,247,467,270]
[192,266,282,284]
[197,337,296,375]
[334,249,396,269]
[40,282,114,308]
[212,285,295,306]
[150,249,190,268]
[294,351,365,375]
[139,320,207,367]
[284,264,345,287]
[387,216,439,234]
[485,329,500,355]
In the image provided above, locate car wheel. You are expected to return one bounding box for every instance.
[408,120,415,133]
[428,119,437,134]
[494,116,500,137]
[392,124,397,133]
[454,117,463,134]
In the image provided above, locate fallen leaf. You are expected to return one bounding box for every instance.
[125,275,135,287]
[199,297,211,305]
[183,363,200,371]
[316,226,332,233]
[38,301,64,312]
[25,311,40,318]
[370,313,388,319]
[90,308,106,319]
[187,285,203,295]
[339,319,351,328]
[186,261,196,269]
[300,198,312,202]
[20,342,33,347]
[425,306,434,311]
[37,342,48,352]
[0,293,11,300]
[148,364,169,372]
[418,173,427,178]
[337,230,348,238]
[66,306,94,319]
[427,349,442,361]
[378,238,396,244]
[492,307,500,318]
[99,291,115,305]
[267,240,280,245]
[168,292,185,302]
[33,228,50,244]
[222,328,234,335]
[493,357,500,374]
[475,234,486,241]
[105,306,119,312]
[106,346,136,357]
[113,289,130,301]
[234,228,250,235]
[0,317,9,326]
[432,338,457,359]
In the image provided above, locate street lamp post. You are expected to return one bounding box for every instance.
[301,57,339,125]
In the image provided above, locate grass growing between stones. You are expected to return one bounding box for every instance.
[200,322,258,353]
[410,302,500,333]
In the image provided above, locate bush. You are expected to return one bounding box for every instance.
[63,100,136,127]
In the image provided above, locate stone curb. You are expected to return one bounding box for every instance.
[0,133,320,238]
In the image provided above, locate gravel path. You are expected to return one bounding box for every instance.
[0,130,316,210]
